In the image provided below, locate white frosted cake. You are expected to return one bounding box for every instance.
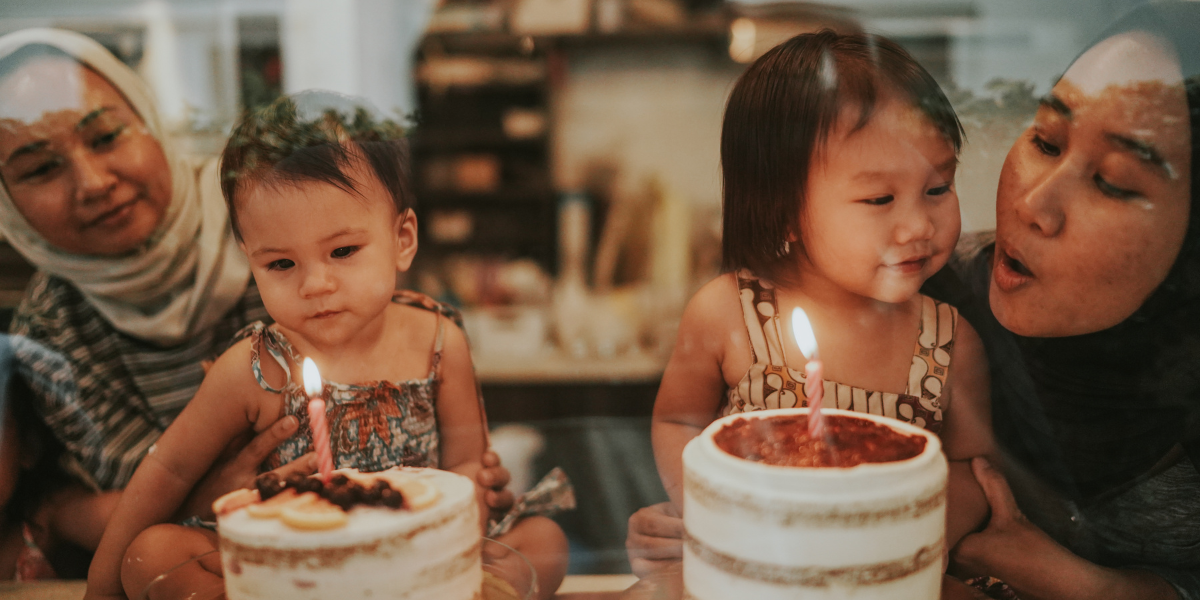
[213,467,482,600]
[683,408,947,600]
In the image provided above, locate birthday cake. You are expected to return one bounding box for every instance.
[213,467,482,600]
[683,408,947,600]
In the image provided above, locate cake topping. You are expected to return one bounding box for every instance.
[715,414,926,468]
[278,492,349,530]
[212,488,260,515]
[214,467,442,530]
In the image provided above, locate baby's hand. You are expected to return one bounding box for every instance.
[477,450,514,520]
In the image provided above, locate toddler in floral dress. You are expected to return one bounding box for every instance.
[85,94,568,600]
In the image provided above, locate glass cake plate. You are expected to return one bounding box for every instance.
[139,538,536,600]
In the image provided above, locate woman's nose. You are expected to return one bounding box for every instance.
[1013,166,1067,236]
[70,150,118,203]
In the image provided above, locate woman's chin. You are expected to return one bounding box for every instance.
[79,211,162,256]
[989,282,1057,337]
[989,281,1137,338]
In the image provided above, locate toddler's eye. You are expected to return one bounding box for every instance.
[927,184,952,196]
[1093,174,1138,200]
[331,246,359,259]
[862,195,893,206]
[268,259,295,271]
[1032,134,1061,157]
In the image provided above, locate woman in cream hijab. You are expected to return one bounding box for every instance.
[0,28,270,498]
[0,29,514,550]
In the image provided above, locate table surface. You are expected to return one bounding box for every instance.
[0,574,646,600]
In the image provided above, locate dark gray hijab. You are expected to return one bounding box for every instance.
[926,1,1200,503]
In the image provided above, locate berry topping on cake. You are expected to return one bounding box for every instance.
[246,488,300,519]
[279,493,349,530]
[213,467,443,531]
[214,488,260,516]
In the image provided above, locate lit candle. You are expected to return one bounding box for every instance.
[791,308,825,438]
[303,357,334,482]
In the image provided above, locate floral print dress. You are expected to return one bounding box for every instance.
[244,291,457,473]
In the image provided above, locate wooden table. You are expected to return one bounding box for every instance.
[0,574,644,600]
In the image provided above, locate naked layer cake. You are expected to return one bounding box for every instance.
[213,467,482,600]
[683,408,948,600]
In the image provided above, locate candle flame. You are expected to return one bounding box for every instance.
[302,358,322,397]
[791,307,819,360]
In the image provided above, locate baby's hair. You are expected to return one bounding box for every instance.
[721,30,964,284]
[220,94,413,241]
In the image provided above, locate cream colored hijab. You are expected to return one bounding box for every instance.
[0,28,249,346]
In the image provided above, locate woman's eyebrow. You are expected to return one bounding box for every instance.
[1039,94,1072,119]
[1106,132,1172,178]
[3,139,48,164]
[75,107,111,130]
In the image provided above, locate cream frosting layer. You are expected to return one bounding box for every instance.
[682,408,947,600]
[218,468,482,600]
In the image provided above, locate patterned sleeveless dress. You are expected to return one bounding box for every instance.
[720,270,957,433]
[239,291,462,473]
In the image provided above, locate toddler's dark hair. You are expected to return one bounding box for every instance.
[220,94,413,240]
[721,30,964,284]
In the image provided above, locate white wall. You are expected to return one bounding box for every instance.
[281,0,433,118]
[553,45,741,209]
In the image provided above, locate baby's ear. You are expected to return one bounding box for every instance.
[395,208,419,272]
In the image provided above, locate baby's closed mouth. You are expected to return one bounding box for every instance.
[890,257,929,272]
[311,310,342,319]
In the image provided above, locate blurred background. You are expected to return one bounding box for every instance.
[0,0,1154,575]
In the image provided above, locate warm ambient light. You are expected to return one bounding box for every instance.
[729,18,756,63]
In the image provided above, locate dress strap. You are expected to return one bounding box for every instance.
[734,270,787,367]
[234,322,297,393]
[428,312,446,380]
[906,295,958,406]
[16,522,56,582]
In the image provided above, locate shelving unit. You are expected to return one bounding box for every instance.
[411,33,560,274]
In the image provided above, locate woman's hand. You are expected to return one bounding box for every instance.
[626,502,684,579]
[952,457,1180,600]
[176,415,317,520]
[951,457,1041,578]
[478,450,515,521]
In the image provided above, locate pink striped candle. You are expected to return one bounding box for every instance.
[302,358,334,482]
[791,308,826,439]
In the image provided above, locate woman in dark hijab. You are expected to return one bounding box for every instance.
[929,2,1200,598]
[626,3,1200,598]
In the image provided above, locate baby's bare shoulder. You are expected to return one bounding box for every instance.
[682,273,744,330]
[203,337,282,428]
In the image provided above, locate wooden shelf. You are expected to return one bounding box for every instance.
[412,129,547,151]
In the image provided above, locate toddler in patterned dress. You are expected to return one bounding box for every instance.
[85,94,568,600]
[651,30,997,597]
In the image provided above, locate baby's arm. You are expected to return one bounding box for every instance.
[84,340,266,600]
[435,319,489,531]
[937,317,996,551]
[653,277,739,511]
